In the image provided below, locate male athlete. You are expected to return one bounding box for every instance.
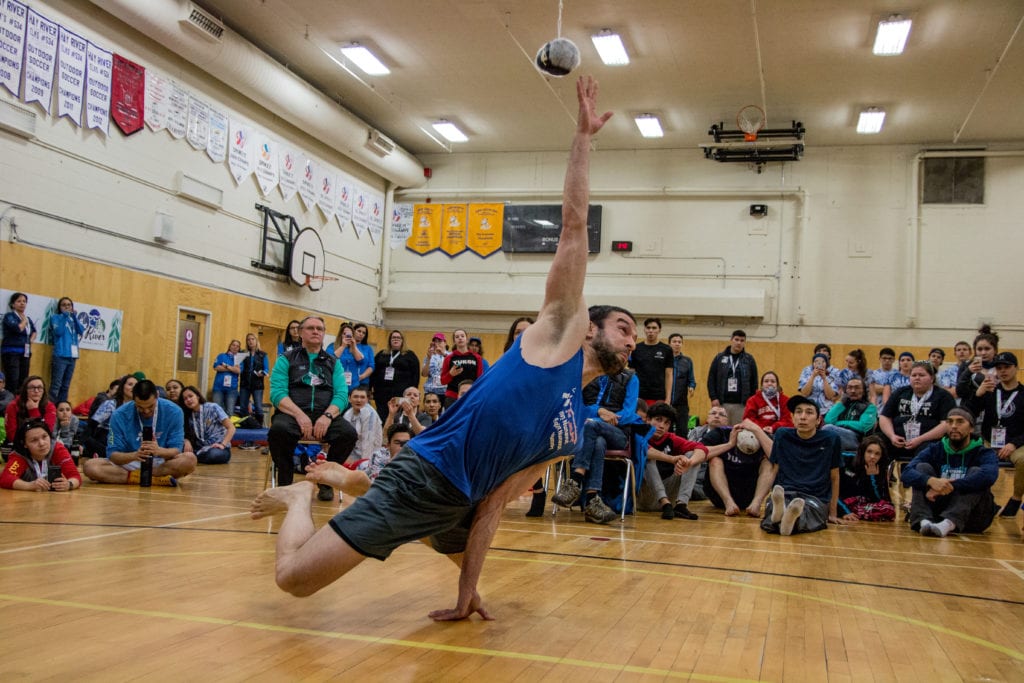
[251,76,636,621]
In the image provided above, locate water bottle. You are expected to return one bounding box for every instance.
[140,426,154,487]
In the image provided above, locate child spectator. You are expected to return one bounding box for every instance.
[837,435,894,521]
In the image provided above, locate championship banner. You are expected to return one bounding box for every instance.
[0,290,123,353]
[407,203,442,254]
[84,41,111,135]
[0,0,27,98]
[352,187,369,237]
[390,203,413,249]
[297,156,318,211]
[110,52,144,135]
[206,107,227,162]
[277,146,298,201]
[440,203,467,256]
[186,96,209,150]
[254,133,279,197]
[165,79,188,138]
[466,203,504,257]
[367,193,384,244]
[56,26,86,126]
[316,167,334,219]
[334,174,353,229]
[143,69,167,131]
[227,118,253,184]
[23,8,57,114]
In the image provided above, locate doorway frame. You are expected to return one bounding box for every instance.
[174,306,213,393]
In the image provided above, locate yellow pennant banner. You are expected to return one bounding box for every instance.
[440,204,468,256]
[407,204,442,254]
[466,203,504,257]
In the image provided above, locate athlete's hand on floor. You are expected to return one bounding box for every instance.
[428,590,494,622]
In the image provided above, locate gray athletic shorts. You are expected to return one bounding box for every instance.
[328,447,475,560]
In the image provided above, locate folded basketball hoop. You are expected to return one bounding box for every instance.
[737,105,766,142]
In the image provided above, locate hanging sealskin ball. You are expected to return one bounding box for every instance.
[736,429,760,455]
[535,37,580,76]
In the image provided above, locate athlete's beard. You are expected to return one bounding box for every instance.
[591,327,625,374]
[949,434,970,451]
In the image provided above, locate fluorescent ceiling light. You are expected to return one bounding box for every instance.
[592,30,629,66]
[432,120,468,142]
[857,108,886,134]
[634,114,664,138]
[873,15,912,55]
[340,44,390,75]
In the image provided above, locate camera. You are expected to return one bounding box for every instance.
[397,397,410,408]
[47,464,62,483]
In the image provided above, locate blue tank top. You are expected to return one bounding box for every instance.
[410,336,583,503]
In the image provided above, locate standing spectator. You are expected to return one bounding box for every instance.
[837,436,894,521]
[369,330,420,422]
[181,385,235,464]
[668,333,696,436]
[868,347,896,409]
[328,323,371,392]
[836,349,867,395]
[343,387,383,462]
[630,318,673,406]
[52,400,79,449]
[967,352,1024,518]
[351,323,377,387]
[440,329,483,407]
[48,296,85,403]
[1,292,36,394]
[707,330,759,425]
[0,372,13,415]
[467,337,490,373]
[502,317,534,352]
[933,347,959,395]
[879,361,956,462]
[5,375,56,440]
[822,376,877,451]
[798,352,839,413]
[0,418,81,491]
[901,409,999,537]
[239,333,269,426]
[212,340,241,415]
[278,320,302,355]
[421,332,449,398]
[743,371,792,434]
[957,325,999,405]
[946,340,972,400]
[882,352,915,406]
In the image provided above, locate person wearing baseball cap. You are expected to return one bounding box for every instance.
[967,351,1024,517]
[900,407,1000,537]
[421,333,450,398]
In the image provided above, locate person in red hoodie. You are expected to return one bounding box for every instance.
[439,329,484,407]
[743,371,793,434]
[4,375,56,442]
[1,418,81,491]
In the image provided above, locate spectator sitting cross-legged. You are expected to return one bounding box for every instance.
[181,385,235,464]
[704,418,775,517]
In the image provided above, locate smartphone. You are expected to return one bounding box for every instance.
[47,464,62,483]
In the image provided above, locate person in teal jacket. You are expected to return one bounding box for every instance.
[49,297,86,403]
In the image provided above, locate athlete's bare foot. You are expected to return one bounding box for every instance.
[250,481,315,520]
[724,503,740,516]
[745,505,762,518]
[305,460,347,488]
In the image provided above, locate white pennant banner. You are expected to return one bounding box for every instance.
[166,79,188,138]
[0,0,28,98]
[390,203,413,249]
[143,69,167,131]
[352,186,369,237]
[56,26,86,126]
[254,133,279,196]
[206,107,227,162]
[84,41,111,134]
[316,168,334,219]
[297,156,318,211]
[23,8,57,113]
[367,192,384,244]
[186,95,209,150]
[334,174,353,230]
[278,146,298,202]
[228,119,253,184]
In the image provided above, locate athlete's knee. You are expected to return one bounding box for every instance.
[275,561,318,597]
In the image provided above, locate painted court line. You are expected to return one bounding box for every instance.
[998,560,1024,583]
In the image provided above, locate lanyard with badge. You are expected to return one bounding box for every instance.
[941,450,968,481]
[384,351,400,381]
[222,353,234,387]
[763,392,780,420]
[66,314,80,359]
[727,356,739,393]
[903,389,932,441]
[137,400,158,446]
[991,387,1017,448]
[192,408,206,445]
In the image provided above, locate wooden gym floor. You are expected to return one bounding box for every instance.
[1,450,1023,682]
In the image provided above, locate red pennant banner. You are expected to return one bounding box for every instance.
[110,53,145,136]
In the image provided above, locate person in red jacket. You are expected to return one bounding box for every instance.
[1,418,81,491]
[639,402,710,520]
[743,371,793,434]
[5,375,56,442]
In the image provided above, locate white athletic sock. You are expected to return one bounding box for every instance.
[780,498,805,536]
[933,519,956,537]
[770,485,785,524]
[919,519,936,536]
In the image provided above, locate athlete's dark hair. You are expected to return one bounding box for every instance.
[589,305,636,327]
[133,379,158,400]
[646,401,678,423]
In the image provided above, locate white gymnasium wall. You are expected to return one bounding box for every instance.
[0,0,386,324]
[390,144,1023,348]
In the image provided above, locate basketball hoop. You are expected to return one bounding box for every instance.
[737,105,766,142]
[303,273,340,291]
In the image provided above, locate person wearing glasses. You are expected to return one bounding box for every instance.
[4,375,56,441]
[267,316,357,500]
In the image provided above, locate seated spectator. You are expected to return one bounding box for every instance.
[836,349,867,395]
[73,378,119,418]
[900,409,999,537]
[369,330,420,422]
[552,368,641,524]
[957,325,999,405]
[456,378,474,399]
[422,391,443,426]
[638,402,709,521]
[967,352,1024,518]
[5,375,56,440]
[743,371,792,434]
[82,375,136,459]
[879,361,955,461]
[181,385,235,464]
[837,435,894,521]
[467,337,490,373]
[868,347,896,409]
[0,418,81,491]
[0,372,14,416]
[761,395,844,536]
[52,400,79,449]
[882,352,915,406]
[383,386,433,435]
[797,350,839,413]
[822,376,877,451]
[82,380,197,486]
[164,379,184,405]
[420,333,449,398]
[305,423,414,498]
[705,418,775,517]
[343,387,382,462]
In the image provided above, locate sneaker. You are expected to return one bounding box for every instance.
[525,490,547,517]
[584,496,618,524]
[661,503,675,520]
[999,498,1022,517]
[317,484,334,501]
[674,504,699,520]
[552,479,581,507]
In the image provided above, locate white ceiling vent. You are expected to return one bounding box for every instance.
[366,129,395,156]
[179,2,224,42]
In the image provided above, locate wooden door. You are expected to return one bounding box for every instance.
[175,309,209,392]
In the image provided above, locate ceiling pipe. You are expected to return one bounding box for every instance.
[87,0,426,189]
